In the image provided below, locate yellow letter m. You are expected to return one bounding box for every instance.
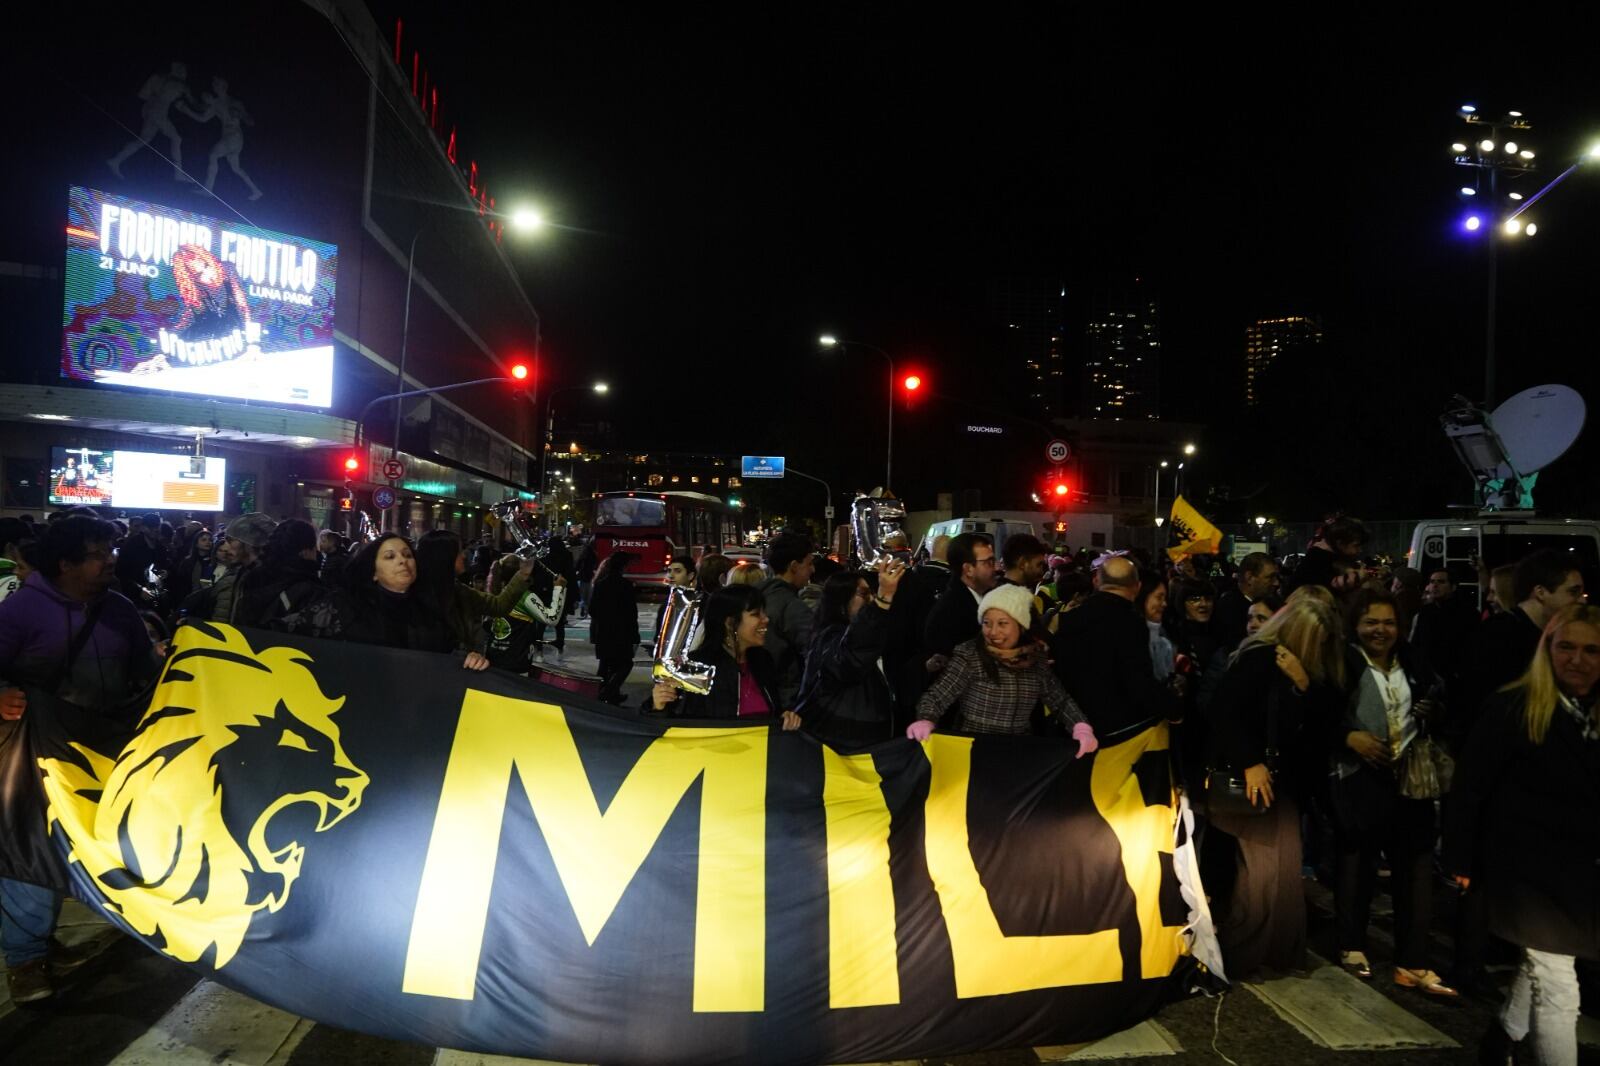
[402,692,768,1011]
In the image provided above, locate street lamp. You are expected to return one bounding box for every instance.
[818,334,895,492]
[1183,442,1197,457]
[392,206,546,457]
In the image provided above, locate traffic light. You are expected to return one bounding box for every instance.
[510,363,530,381]
[902,374,922,392]
[1050,478,1070,500]
[339,497,353,512]
[343,455,361,475]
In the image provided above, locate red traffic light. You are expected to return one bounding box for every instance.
[1052,482,1069,497]
[903,374,922,391]
[510,363,530,381]
[343,455,361,473]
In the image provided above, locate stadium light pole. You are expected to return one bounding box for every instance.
[1452,106,1536,405]
[818,335,894,493]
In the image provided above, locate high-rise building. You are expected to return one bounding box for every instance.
[1081,283,1161,420]
[1245,316,1323,406]
[989,278,1066,417]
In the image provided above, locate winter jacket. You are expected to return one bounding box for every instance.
[922,579,981,658]
[1443,689,1600,959]
[1052,591,1177,742]
[1450,606,1542,750]
[443,570,530,652]
[664,645,783,720]
[1206,643,1340,796]
[917,638,1085,736]
[0,572,154,714]
[795,603,895,742]
[758,576,813,707]
[331,586,454,653]
[589,573,641,653]
[236,556,326,631]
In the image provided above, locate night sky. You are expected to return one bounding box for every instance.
[251,10,1600,515]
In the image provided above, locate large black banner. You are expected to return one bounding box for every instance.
[2,623,1209,1064]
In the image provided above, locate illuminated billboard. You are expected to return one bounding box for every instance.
[49,447,227,511]
[61,186,337,408]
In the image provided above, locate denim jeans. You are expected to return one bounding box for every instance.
[0,878,61,967]
[1501,947,1580,1066]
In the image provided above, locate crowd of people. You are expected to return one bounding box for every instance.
[0,507,1596,1066]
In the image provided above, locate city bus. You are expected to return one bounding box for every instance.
[590,490,753,594]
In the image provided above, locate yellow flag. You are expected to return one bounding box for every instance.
[1166,496,1223,561]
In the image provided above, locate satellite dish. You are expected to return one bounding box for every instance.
[1490,384,1586,476]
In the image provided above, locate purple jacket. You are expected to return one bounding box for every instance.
[0,572,154,712]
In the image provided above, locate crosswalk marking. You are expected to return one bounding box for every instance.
[1035,1019,1182,1060]
[1243,953,1458,1051]
[107,979,302,1065]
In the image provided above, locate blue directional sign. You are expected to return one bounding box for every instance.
[741,455,786,478]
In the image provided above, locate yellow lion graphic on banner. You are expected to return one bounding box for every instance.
[40,623,367,967]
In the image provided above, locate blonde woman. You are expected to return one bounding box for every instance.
[1206,596,1345,979]
[1446,604,1600,1066]
[725,560,766,588]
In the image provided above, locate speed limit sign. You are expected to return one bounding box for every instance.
[1046,439,1071,464]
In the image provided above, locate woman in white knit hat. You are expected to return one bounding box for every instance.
[908,583,1097,755]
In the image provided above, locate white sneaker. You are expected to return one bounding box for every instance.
[532,647,546,664]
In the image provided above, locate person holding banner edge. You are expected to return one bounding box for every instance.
[1205,595,1345,980]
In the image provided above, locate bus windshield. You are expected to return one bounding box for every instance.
[595,496,666,528]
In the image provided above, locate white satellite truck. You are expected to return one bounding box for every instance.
[1411,384,1600,605]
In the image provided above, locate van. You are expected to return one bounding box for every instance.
[1407,516,1600,607]
[920,516,1038,558]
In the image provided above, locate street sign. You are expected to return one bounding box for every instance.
[741,455,785,479]
[1046,439,1071,464]
[1230,540,1268,563]
[373,486,398,510]
[382,458,405,481]
[824,505,835,522]
[964,423,1005,436]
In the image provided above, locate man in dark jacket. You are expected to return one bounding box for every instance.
[921,533,995,658]
[0,515,159,1003]
[1052,555,1177,743]
[114,511,166,603]
[1410,565,1478,691]
[883,534,951,728]
[1214,552,1279,649]
[758,532,816,708]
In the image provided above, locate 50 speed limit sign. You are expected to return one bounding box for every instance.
[1046,439,1071,464]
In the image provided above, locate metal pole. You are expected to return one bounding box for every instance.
[787,466,832,535]
[1152,466,1162,558]
[884,355,894,494]
[394,230,420,458]
[1485,166,1499,405]
[539,393,555,531]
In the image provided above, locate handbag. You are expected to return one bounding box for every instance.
[1204,684,1278,817]
[1398,725,1454,799]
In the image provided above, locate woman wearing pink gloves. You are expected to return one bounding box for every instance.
[908,583,1097,755]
